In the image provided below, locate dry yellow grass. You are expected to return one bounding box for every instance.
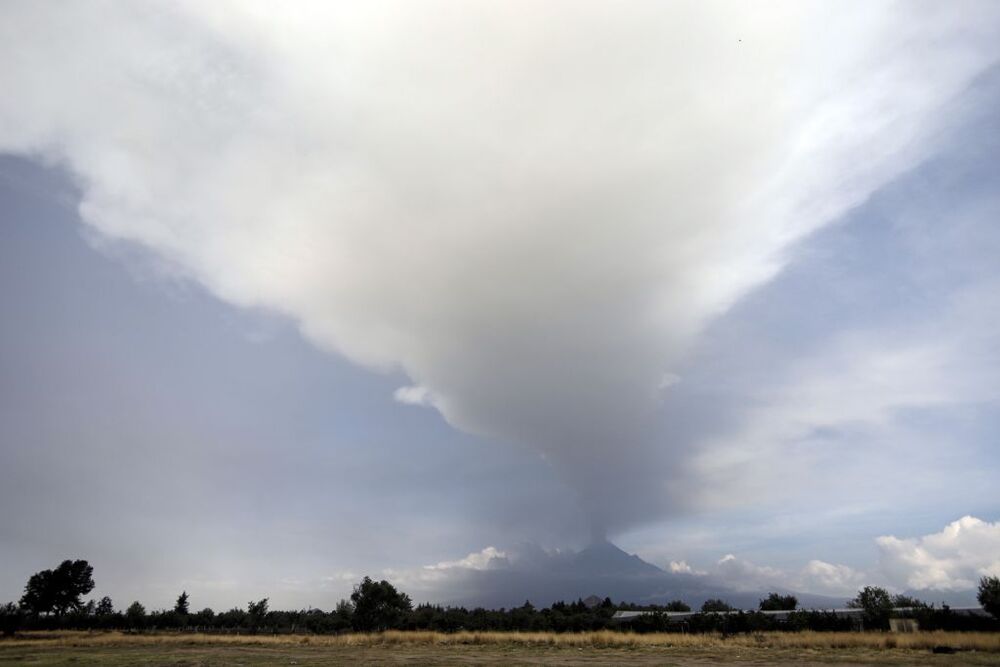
[5,629,1000,652]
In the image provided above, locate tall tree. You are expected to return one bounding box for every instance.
[247,598,269,627]
[19,572,54,616]
[979,575,1000,619]
[334,599,354,627]
[19,560,94,616]
[174,591,190,615]
[350,577,412,631]
[847,586,893,629]
[95,596,114,616]
[125,601,146,629]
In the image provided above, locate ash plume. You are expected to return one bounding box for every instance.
[1,1,998,538]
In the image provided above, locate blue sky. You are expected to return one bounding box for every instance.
[1,2,999,610]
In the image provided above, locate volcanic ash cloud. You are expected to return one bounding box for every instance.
[1,1,998,535]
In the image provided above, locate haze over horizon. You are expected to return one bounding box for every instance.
[2,1,999,612]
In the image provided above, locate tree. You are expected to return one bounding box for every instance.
[759,593,798,611]
[664,600,691,612]
[125,601,146,629]
[334,599,355,627]
[19,560,95,616]
[978,575,1000,619]
[891,594,927,609]
[848,586,893,629]
[350,577,412,631]
[247,598,268,617]
[95,596,114,616]
[174,591,190,615]
[0,602,22,637]
[192,607,215,626]
[247,598,269,629]
[700,598,734,612]
[18,571,53,616]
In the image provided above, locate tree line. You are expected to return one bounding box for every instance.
[3,560,999,636]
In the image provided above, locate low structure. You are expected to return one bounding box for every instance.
[612,606,988,626]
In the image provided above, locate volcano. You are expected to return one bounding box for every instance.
[569,540,665,576]
[428,540,845,610]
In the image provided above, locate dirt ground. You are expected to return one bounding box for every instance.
[3,642,1000,666]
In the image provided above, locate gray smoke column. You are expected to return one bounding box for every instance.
[2,2,998,536]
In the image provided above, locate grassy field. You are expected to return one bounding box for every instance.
[2,631,1000,665]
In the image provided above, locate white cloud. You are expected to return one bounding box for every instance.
[364,520,1000,604]
[1,1,998,534]
[877,516,1000,591]
[393,384,436,407]
[714,554,788,592]
[321,571,359,585]
[798,560,867,597]
[425,546,508,572]
[686,327,995,510]
[634,515,1000,599]
[658,373,681,390]
[699,516,1000,597]
[708,553,866,597]
[668,560,702,575]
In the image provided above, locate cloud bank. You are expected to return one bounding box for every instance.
[2,1,999,536]
[878,516,1000,592]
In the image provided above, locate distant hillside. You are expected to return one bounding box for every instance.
[430,540,845,610]
[569,540,665,576]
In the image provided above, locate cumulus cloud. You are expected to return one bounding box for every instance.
[1,1,998,536]
[799,561,868,597]
[668,560,702,575]
[426,546,509,572]
[877,516,1000,591]
[637,516,1000,600]
[705,554,866,597]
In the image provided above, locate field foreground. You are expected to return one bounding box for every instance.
[2,630,1000,666]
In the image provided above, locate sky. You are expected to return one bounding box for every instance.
[1,1,999,611]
